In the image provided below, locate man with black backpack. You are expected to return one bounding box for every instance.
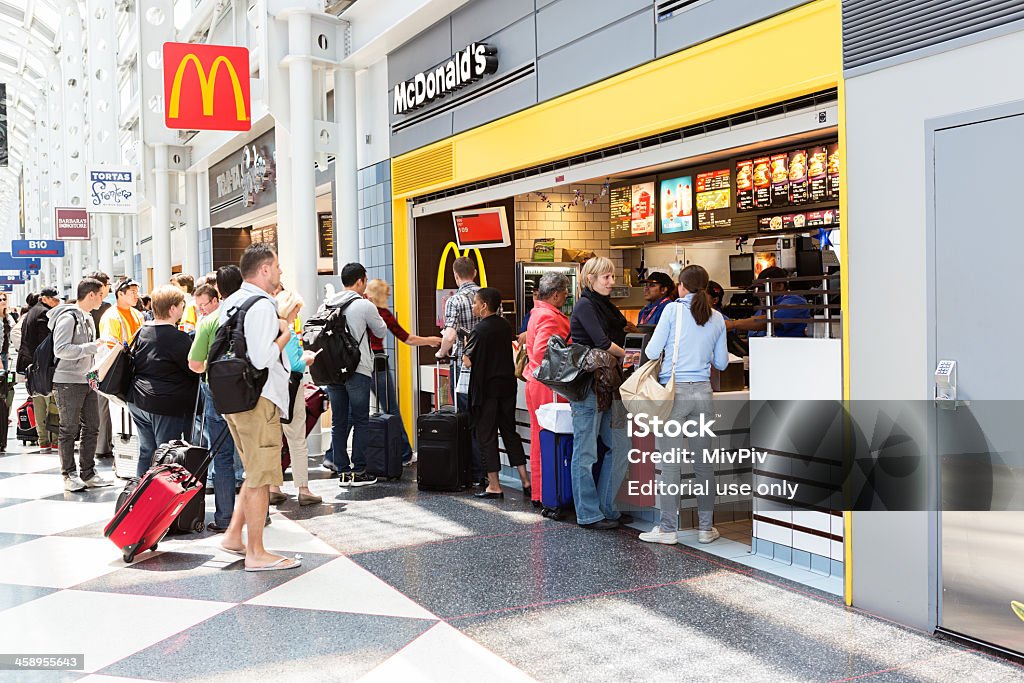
[316,263,387,487]
[210,244,300,572]
[17,286,60,453]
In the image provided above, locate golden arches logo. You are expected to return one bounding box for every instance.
[168,54,249,122]
[436,242,488,290]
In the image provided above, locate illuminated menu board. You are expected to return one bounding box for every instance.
[752,156,771,208]
[695,169,731,230]
[631,182,656,237]
[827,143,840,198]
[736,160,754,211]
[788,149,808,204]
[807,146,828,203]
[609,183,632,244]
[659,175,693,234]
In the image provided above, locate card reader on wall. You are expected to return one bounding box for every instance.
[934,360,956,403]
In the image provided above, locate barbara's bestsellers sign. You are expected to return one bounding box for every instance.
[87,167,137,214]
[163,42,251,132]
[55,207,90,241]
[393,43,498,116]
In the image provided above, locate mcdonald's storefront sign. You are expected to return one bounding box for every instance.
[163,42,251,132]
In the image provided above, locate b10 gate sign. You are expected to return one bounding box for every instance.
[12,240,64,258]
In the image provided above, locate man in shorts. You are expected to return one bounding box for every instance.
[216,244,299,572]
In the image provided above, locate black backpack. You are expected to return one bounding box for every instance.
[302,298,363,386]
[26,310,79,396]
[207,296,270,414]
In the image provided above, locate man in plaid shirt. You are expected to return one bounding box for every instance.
[436,256,484,485]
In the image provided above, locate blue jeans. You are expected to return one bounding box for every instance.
[129,404,187,478]
[374,366,413,462]
[201,383,237,527]
[656,382,715,532]
[325,373,372,473]
[569,391,630,526]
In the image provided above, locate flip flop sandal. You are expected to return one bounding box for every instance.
[245,556,302,572]
[219,545,246,557]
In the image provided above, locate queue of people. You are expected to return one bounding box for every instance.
[4,239,805,558]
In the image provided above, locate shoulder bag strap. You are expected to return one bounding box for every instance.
[668,302,684,379]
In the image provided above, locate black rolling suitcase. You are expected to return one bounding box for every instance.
[364,357,404,480]
[417,406,472,491]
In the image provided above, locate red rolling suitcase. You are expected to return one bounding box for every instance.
[17,399,36,445]
[281,383,328,472]
[103,460,209,563]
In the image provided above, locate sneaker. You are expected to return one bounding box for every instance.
[64,475,86,492]
[348,471,377,487]
[321,460,338,473]
[698,527,720,544]
[40,446,53,454]
[402,452,418,467]
[82,473,113,488]
[638,527,678,545]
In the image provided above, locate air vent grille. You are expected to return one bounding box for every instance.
[843,0,1024,70]
[392,142,455,196]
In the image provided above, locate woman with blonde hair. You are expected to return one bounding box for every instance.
[568,257,631,530]
[364,278,440,465]
[269,288,322,506]
[127,285,199,476]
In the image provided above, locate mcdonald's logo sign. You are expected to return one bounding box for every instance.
[163,42,251,132]
[436,242,488,290]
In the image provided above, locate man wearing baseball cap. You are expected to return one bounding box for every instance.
[99,279,145,346]
[637,271,676,326]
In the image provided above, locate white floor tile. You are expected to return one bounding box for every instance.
[0,589,233,672]
[159,513,340,557]
[0,473,68,499]
[247,555,437,620]
[0,536,125,588]
[0,454,61,474]
[358,622,535,683]
[0,499,113,535]
[679,536,752,560]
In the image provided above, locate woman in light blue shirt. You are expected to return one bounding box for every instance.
[639,265,728,546]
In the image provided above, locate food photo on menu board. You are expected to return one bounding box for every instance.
[827,143,841,198]
[753,157,771,208]
[788,149,808,204]
[808,146,828,203]
[736,160,754,211]
[770,153,790,207]
[631,182,656,237]
[696,169,731,230]
[659,176,693,234]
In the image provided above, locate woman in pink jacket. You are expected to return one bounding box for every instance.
[524,272,571,506]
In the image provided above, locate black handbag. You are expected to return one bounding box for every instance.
[531,335,593,402]
[97,340,136,404]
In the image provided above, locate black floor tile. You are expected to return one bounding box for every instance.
[0,582,57,613]
[71,551,337,603]
[0,531,41,551]
[99,605,436,682]
[353,526,722,619]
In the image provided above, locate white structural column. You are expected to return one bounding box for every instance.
[98,215,115,275]
[275,125,294,286]
[285,11,319,313]
[152,144,173,285]
[334,67,359,265]
[125,215,138,280]
[184,171,200,277]
[197,169,210,273]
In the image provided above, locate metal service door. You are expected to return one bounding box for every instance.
[934,110,1024,655]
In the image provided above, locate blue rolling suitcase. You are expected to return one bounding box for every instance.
[539,429,574,520]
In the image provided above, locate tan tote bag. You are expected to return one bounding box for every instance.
[620,302,682,421]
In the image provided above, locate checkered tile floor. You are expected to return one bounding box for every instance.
[1,388,1023,682]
